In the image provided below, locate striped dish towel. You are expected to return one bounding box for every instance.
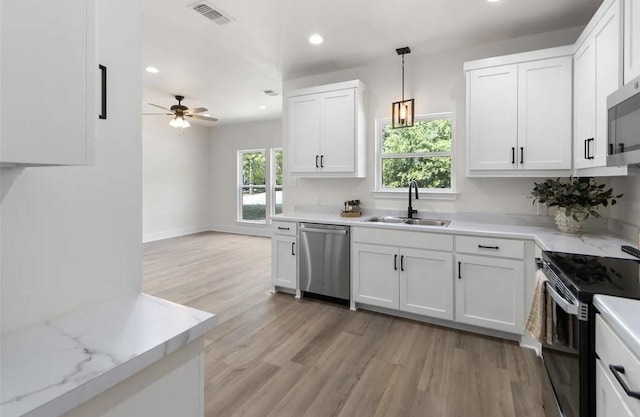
[525,269,549,341]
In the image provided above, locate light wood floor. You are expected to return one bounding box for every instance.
[143,231,545,417]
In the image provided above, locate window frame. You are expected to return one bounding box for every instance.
[237,148,267,224]
[270,147,283,217]
[374,112,458,200]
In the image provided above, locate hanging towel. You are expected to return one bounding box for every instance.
[525,269,549,341]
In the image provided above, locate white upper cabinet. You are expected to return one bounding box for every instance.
[286,80,366,178]
[465,47,574,177]
[1,0,96,166]
[624,0,640,83]
[573,0,627,175]
[467,65,518,171]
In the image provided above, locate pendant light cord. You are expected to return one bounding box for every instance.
[401,54,405,102]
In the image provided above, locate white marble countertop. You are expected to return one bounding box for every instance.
[1,293,218,417]
[594,295,640,360]
[272,211,638,259]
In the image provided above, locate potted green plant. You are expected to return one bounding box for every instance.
[530,177,622,234]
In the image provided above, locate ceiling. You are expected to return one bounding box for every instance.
[141,0,602,126]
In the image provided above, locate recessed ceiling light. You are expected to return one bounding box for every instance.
[259,105,267,110]
[145,66,159,73]
[309,34,324,45]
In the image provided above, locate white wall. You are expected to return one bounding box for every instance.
[281,27,587,216]
[142,113,212,242]
[209,119,282,235]
[1,0,142,333]
[611,167,640,228]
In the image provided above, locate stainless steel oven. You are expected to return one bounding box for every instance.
[541,260,587,417]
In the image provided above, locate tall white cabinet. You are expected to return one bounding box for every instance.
[465,47,573,176]
[573,0,623,170]
[624,0,640,83]
[286,80,366,178]
[1,0,96,166]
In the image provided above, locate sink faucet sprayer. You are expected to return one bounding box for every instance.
[408,180,419,219]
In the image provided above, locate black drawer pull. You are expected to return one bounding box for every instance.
[478,245,499,250]
[394,254,398,271]
[99,64,107,119]
[609,365,640,400]
[458,261,462,279]
[291,242,296,256]
[277,227,290,231]
[511,147,515,164]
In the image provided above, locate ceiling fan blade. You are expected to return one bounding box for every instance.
[143,113,173,115]
[148,103,172,111]
[188,114,219,122]
[185,107,208,114]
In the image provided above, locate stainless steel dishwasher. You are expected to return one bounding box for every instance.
[299,223,350,302]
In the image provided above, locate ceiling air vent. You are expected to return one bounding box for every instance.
[263,90,279,97]
[192,2,232,25]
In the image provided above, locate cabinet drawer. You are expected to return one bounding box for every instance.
[596,314,640,413]
[272,221,297,236]
[352,227,453,252]
[455,235,524,259]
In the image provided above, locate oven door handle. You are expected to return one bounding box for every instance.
[545,282,578,316]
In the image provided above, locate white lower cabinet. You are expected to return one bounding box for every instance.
[352,243,453,320]
[596,360,636,417]
[454,254,525,334]
[271,221,298,291]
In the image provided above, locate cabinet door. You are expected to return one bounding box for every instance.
[399,248,453,320]
[467,65,518,171]
[594,2,622,166]
[574,40,597,169]
[455,254,525,334]
[288,95,321,173]
[1,0,95,165]
[596,359,636,417]
[518,57,572,170]
[320,88,356,173]
[272,236,297,290]
[624,0,640,83]
[352,243,398,309]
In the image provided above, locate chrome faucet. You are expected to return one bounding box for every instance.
[407,179,419,218]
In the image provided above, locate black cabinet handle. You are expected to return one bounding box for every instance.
[520,147,524,164]
[609,143,614,155]
[99,64,107,119]
[609,365,640,400]
[394,254,398,271]
[619,143,625,153]
[400,255,404,271]
[277,227,290,231]
[315,155,319,168]
[478,245,500,250]
[291,242,295,256]
[458,261,462,279]
[511,147,515,164]
[587,138,595,160]
[320,155,324,168]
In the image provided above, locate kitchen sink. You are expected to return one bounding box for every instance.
[363,216,450,227]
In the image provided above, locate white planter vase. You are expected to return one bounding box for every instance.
[554,208,588,234]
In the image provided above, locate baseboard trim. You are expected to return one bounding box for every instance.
[207,224,271,238]
[142,225,210,243]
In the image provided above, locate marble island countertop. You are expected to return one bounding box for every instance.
[1,293,218,417]
[273,210,638,259]
[594,295,640,360]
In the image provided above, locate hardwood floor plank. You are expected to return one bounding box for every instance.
[143,232,546,417]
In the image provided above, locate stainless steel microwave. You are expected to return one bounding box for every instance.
[607,76,640,166]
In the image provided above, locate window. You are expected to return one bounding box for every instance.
[271,148,283,216]
[376,113,454,196]
[238,149,266,223]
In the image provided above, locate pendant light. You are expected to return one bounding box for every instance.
[392,46,414,129]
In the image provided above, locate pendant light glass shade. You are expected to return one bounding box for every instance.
[392,47,415,129]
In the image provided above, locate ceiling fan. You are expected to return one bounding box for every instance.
[144,95,218,128]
